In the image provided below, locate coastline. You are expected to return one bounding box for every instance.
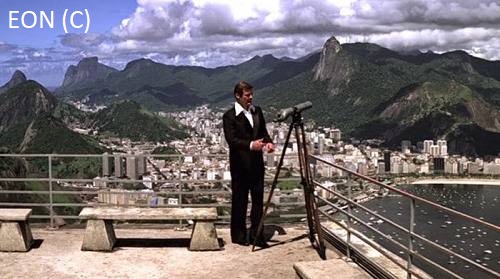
[411,178,500,186]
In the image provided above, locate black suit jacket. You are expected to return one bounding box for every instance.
[223,105,272,184]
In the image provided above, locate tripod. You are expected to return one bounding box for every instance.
[251,109,326,259]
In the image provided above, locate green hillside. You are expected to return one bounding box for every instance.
[90,100,188,142]
[54,36,500,155]
[0,79,103,154]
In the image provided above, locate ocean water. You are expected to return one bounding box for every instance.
[352,184,500,278]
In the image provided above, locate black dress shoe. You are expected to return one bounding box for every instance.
[232,239,249,246]
[231,237,248,246]
[249,235,269,248]
[252,239,269,248]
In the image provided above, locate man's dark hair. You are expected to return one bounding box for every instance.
[234,81,253,97]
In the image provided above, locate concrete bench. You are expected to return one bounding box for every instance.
[0,208,34,252]
[79,207,220,252]
[294,259,370,279]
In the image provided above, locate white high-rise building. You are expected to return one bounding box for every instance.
[423,140,434,154]
[440,145,448,156]
[102,153,112,177]
[436,140,448,156]
[318,135,325,155]
[445,160,459,174]
[126,156,138,180]
[430,145,440,157]
[114,154,124,177]
[484,163,500,175]
[401,140,411,154]
[330,129,341,141]
[378,162,386,174]
[437,139,447,147]
[136,153,147,175]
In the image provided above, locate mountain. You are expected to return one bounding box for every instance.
[18,114,103,154]
[0,80,103,154]
[54,36,500,155]
[59,57,118,90]
[0,70,27,94]
[258,36,500,156]
[0,80,57,133]
[0,76,189,152]
[56,54,315,110]
[89,100,188,142]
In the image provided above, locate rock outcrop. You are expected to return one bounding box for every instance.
[61,57,117,88]
[0,70,27,94]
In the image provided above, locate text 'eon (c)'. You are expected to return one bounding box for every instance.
[8,9,91,33]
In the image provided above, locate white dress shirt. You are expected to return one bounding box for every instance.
[235,102,258,150]
[234,102,254,128]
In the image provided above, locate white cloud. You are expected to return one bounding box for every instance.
[5,0,500,85]
[101,0,500,65]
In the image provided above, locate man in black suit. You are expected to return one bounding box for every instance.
[223,81,274,247]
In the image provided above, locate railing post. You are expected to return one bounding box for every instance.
[346,173,352,260]
[407,198,416,279]
[310,156,317,180]
[178,155,183,225]
[48,154,54,228]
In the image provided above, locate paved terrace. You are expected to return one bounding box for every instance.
[0,224,348,279]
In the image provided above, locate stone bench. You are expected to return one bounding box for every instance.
[0,208,34,252]
[294,259,370,279]
[79,207,220,252]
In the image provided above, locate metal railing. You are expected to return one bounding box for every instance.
[310,155,500,279]
[0,153,304,227]
[3,152,499,278]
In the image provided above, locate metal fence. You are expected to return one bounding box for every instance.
[0,153,304,227]
[310,155,500,279]
[2,153,500,278]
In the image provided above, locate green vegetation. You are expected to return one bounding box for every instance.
[52,101,88,127]
[52,157,102,179]
[0,122,30,150]
[21,115,104,154]
[152,146,179,154]
[91,100,188,142]
[278,180,301,190]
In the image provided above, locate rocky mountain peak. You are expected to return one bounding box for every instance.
[78,56,99,67]
[61,57,117,88]
[11,70,27,84]
[124,58,156,71]
[0,70,27,94]
[313,35,354,95]
[0,80,57,133]
[324,36,342,54]
[314,36,343,80]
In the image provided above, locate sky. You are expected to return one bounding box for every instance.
[1,0,500,86]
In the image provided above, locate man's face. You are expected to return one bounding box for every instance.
[237,89,253,110]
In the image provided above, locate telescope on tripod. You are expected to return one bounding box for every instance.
[252,101,325,259]
[274,101,312,122]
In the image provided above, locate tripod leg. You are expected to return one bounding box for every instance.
[298,122,326,259]
[294,125,316,243]
[252,121,295,251]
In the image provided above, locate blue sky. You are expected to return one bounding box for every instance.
[0,1,136,47]
[1,0,500,87]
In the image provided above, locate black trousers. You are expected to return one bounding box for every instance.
[230,178,264,242]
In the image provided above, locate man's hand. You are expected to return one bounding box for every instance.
[250,139,265,151]
[264,143,275,153]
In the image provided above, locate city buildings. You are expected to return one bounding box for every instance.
[85,105,500,206]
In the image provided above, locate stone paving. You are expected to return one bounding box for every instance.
[0,224,341,279]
